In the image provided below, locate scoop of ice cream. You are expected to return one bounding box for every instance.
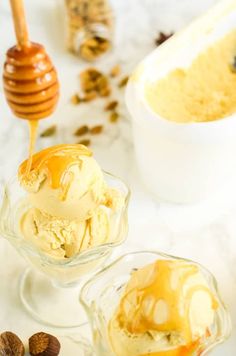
[18,144,124,259]
[18,144,107,220]
[20,206,110,258]
[109,317,198,356]
[108,260,218,356]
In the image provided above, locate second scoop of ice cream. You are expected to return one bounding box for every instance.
[20,206,109,258]
[108,259,218,356]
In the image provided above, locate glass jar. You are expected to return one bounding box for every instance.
[63,0,114,61]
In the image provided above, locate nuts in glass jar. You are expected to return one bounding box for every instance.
[64,0,114,61]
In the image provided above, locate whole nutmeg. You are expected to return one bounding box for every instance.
[29,332,60,356]
[0,331,25,356]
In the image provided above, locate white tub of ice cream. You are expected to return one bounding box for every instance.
[126,0,236,203]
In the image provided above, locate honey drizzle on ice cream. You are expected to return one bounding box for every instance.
[19,144,92,200]
[140,340,199,355]
[139,340,199,355]
[114,260,218,355]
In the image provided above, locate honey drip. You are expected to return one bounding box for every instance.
[19,144,92,190]
[25,120,39,175]
[116,260,218,354]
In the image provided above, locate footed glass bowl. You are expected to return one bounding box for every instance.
[80,251,232,355]
[0,172,130,328]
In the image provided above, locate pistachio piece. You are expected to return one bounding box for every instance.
[74,125,89,136]
[40,125,57,138]
[104,100,118,111]
[90,125,103,134]
[77,139,91,146]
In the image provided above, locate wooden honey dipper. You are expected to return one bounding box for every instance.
[3,0,60,173]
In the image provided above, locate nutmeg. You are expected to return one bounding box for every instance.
[29,332,60,356]
[0,331,25,356]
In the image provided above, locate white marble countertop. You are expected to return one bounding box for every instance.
[0,0,235,354]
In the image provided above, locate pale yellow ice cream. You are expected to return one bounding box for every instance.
[18,144,122,258]
[108,260,218,356]
[19,144,107,220]
[20,206,109,258]
[145,30,236,123]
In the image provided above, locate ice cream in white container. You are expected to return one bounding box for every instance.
[126,0,236,203]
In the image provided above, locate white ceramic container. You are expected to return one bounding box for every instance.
[126,0,236,203]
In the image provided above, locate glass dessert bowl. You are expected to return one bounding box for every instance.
[0,145,130,328]
[80,251,231,355]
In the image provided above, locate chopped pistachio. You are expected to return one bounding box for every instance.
[99,86,111,97]
[90,125,103,134]
[109,112,119,123]
[74,125,89,136]
[71,94,81,105]
[83,91,97,102]
[105,100,118,111]
[118,76,129,88]
[78,139,91,146]
[40,125,57,137]
[79,37,111,61]
[80,68,111,97]
[110,64,121,77]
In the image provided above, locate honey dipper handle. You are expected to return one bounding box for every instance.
[9,0,30,48]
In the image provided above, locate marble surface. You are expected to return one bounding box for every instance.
[0,0,235,354]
